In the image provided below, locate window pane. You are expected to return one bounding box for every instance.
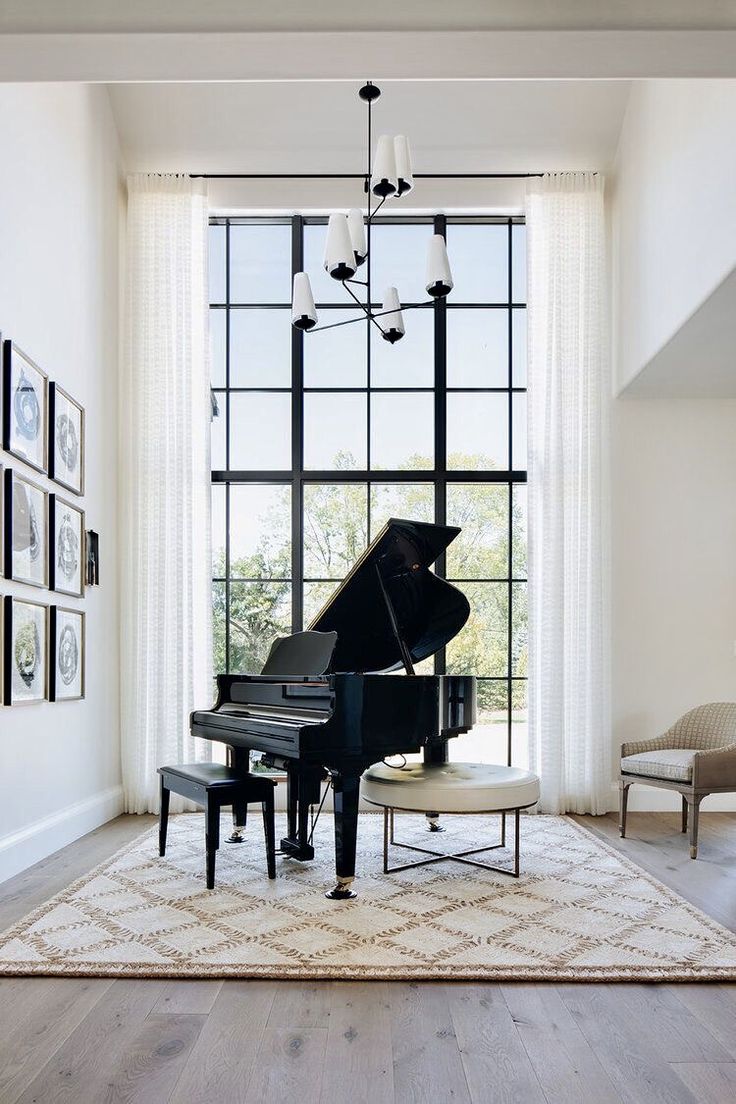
[370,224,433,305]
[511,484,527,578]
[212,484,226,576]
[230,309,291,388]
[447,224,508,303]
[209,224,226,304]
[211,394,226,469]
[212,581,226,675]
[511,680,529,769]
[512,223,527,303]
[512,308,527,387]
[229,392,291,470]
[449,680,507,765]
[512,582,527,677]
[303,224,363,306]
[303,310,366,388]
[230,224,291,304]
[370,392,433,470]
[304,393,367,469]
[303,580,340,627]
[447,393,509,471]
[512,393,527,470]
[210,308,226,387]
[228,581,291,674]
[447,309,508,388]
[303,483,367,579]
[371,308,433,388]
[446,581,508,677]
[230,485,290,578]
[370,483,434,538]
[446,484,508,578]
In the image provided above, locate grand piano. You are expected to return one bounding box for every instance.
[191,518,476,898]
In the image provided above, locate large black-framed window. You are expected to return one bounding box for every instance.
[209,214,527,766]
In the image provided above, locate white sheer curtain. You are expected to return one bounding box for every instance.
[526,173,611,815]
[120,175,212,814]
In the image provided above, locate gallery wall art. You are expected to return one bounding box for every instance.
[49,606,85,701]
[2,341,47,474]
[49,495,84,597]
[3,468,48,588]
[48,383,84,496]
[2,595,48,705]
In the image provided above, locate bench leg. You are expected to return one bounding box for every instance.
[619,781,631,838]
[681,794,688,833]
[262,789,276,880]
[688,796,701,860]
[205,796,221,889]
[159,777,170,857]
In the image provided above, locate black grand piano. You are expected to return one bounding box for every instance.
[191,518,476,898]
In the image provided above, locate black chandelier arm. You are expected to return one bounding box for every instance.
[342,280,387,337]
[306,300,433,334]
[366,195,388,224]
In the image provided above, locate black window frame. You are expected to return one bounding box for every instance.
[210,212,527,766]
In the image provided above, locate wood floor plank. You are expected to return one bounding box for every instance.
[390,982,471,1104]
[267,980,333,1029]
[500,983,622,1104]
[558,984,700,1104]
[243,1026,327,1104]
[14,978,167,1104]
[319,981,394,1104]
[151,981,223,1015]
[615,984,731,1062]
[669,1062,736,1103]
[667,985,736,1060]
[0,977,113,1104]
[449,984,546,1104]
[168,980,276,1103]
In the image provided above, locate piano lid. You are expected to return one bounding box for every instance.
[308,518,470,674]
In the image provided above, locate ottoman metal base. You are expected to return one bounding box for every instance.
[382,806,523,878]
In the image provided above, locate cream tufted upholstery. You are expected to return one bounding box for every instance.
[361,762,540,813]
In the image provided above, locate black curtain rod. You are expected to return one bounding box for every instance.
[191,172,544,180]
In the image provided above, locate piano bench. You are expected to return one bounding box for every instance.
[157,763,277,890]
[362,762,540,878]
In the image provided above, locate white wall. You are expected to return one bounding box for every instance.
[0,84,122,881]
[612,79,736,394]
[611,397,736,810]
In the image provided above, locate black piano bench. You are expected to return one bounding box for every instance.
[157,764,277,889]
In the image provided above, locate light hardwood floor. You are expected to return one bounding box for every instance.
[1,811,735,1104]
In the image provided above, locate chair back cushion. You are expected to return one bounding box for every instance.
[666,702,736,750]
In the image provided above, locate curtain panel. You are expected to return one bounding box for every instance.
[120,175,212,814]
[526,173,611,815]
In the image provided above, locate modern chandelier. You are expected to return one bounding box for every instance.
[290,81,454,343]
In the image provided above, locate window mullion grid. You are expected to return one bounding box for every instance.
[291,215,304,632]
[224,218,232,672]
[433,214,448,678]
[506,217,514,766]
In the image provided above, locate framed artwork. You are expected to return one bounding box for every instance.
[49,495,84,597]
[2,341,48,473]
[49,606,85,702]
[2,596,48,705]
[48,383,85,496]
[3,468,48,588]
[85,529,100,586]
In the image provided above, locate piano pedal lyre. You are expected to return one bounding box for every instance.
[325,876,357,901]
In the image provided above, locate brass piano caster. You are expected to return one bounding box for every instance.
[426,814,445,833]
[226,829,245,844]
[325,877,357,900]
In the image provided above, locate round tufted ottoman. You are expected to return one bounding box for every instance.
[361,762,540,877]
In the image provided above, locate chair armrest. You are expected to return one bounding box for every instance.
[692,743,736,789]
[621,735,671,759]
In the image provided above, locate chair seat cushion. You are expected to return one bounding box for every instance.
[621,748,697,783]
[159,763,275,791]
[361,762,540,813]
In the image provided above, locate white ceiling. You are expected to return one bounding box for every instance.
[2,1,735,33]
[109,80,631,175]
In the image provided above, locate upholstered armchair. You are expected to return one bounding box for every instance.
[619,702,736,859]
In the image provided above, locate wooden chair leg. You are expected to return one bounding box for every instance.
[262,789,276,880]
[205,796,221,889]
[688,796,701,860]
[619,781,631,838]
[681,794,688,833]
[159,776,170,857]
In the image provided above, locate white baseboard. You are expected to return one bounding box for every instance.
[610,782,736,813]
[0,784,124,885]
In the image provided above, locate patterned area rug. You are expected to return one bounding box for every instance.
[1,814,735,981]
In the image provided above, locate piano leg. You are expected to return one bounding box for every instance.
[326,770,360,900]
[227,747,250,843]
[424,740,447,832]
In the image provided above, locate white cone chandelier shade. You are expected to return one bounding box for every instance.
[371,135,398,198]
[291,272,318,331]
[394,135,414,196]
[426,234,454,298]
[324,213,357,281]
[380,287,405,343]
[347,208,367,265]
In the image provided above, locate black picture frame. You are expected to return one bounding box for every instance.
[86,529,100,586]
[49,605,85,702]
[48,382,85,496]
[49,494,85,598]
[2,340,48,474]
[3,467,48,588]
[2,595,48,706]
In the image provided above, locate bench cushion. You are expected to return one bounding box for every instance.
[158,763,276,791]
[621,748,697,783]
[361,762,540,813]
